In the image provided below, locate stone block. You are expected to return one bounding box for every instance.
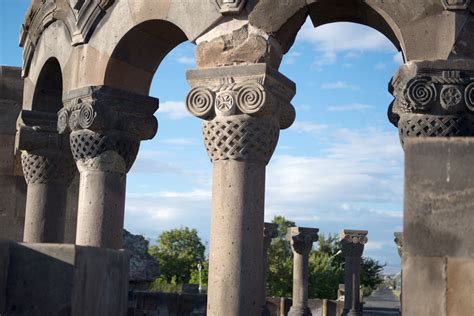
[0,66,23,103]
[0,135,15,175]
[0,240,9,314]
[4,243,129,315]
[0,100,22,135]
[447,257,474,315]
[402,255,447,316]
[404,138,474,258]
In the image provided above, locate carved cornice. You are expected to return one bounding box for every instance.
[340,229,368,258]
[264,223,279,239]
[214,0,247,15]
[287,227,319,255]
[20,0,114,77]
[389,61,474,141]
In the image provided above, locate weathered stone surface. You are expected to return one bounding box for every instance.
[122,229,160,285]
[404,138,474,258]
[3,242,129,315]
[402,255,447,315]
[196,25,283,69]
[447,257,474,315]
[0,241,9,314]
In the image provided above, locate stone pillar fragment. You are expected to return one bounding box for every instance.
[262,222,278,316]
[287,227,319,316]
[186,64,296,316]
[340,229,368,316]
[59,86,158,249]
[16,110,76,243]
[393,232,403,312]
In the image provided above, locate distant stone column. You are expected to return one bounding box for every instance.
[340,230,368,316]
[262,222,278,316]
[393,232,403,312]
[59,86,158,249]
[186,64,296,316]
[17,110,76,243]
[287,227,319,316]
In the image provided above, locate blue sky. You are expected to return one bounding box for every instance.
[1,1,404,274]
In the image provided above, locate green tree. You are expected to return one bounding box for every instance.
[149,227,205,284]
[266,216,295,297]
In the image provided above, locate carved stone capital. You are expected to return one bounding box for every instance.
[214,0,247,15]
[340,229,368,258]
[187,65,295,165]
[394,232,403,258]
[287,227,319,256]
[389,60,474,143]
[16,110,76,185]
[60,86,158,172]
[186,64,296,129]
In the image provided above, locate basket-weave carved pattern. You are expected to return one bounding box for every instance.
[203,117,279,164]
[398,114,474,140]
[21,151,75,184]
[70,130,139,171]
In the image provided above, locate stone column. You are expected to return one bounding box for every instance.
[16,110,76,243]
[58,86,158,249]
[262,222,278,316]
[186,64,296,316]
[388,61,474,315]
[340,230,368,316]
[393,232,403,312]
[287,227,319,316]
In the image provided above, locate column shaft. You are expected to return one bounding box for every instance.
[75,169,126,249]
[23,183,68,243]
[344,256,361,312]
[207,160,265,316]
[291,252,309,311]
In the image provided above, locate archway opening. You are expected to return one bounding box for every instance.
[32,57,63,113]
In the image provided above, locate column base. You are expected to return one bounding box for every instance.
[288,305,312,316]
[0,241,129,315]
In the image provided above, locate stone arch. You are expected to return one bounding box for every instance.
[31,57,63,113]
[306,0,403,54]
[103,19,188,95]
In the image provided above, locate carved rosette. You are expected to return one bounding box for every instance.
[214,0,247,15]
[441,0,471,10]
[59,86,158,172]
[16,110,76,185]
[340,230,368,258]
[389,61,474,144]
[287,227,319,256]
[186,64,296,165]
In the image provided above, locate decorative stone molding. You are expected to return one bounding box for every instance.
[340,229,368,258]
[186,64,296,164]
[389,61,474,143]
[20,0,115,77]
[287,227,319,255]
[441,0,471,10]
[214,0,247,15]
[264,222,279,241]
[16,110,76,184]
[394,232,403,258]
[59,86,158,172]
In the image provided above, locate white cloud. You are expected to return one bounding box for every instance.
[393,52,404,64]
[299,20,394,53]
[321,81,358,90]
[292,121,328,136]
[283,51,302,65]
[375,62,387,70]
[326,103,372,112]
[176,55,195,65]
[365,241,387,251]
[159,101,190,120]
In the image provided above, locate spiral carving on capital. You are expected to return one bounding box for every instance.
[21,151,76,185]
[287,227,319,255]
[186,87,215,119]
[340,229,368,257]
[236,82,266,114]
[389,63,474,142]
